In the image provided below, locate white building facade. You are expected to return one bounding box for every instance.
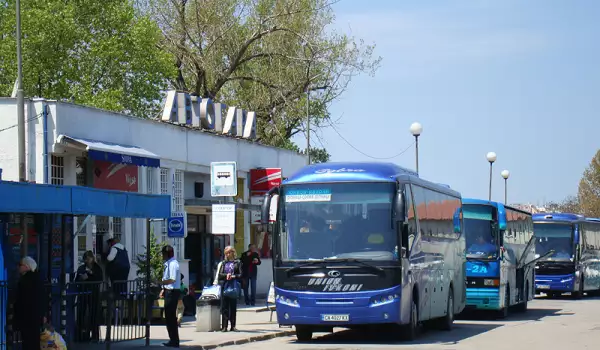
[0,96,306,296]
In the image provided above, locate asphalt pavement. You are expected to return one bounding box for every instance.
[227,294,600,350]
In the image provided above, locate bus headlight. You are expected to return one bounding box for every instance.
[275,295,299,307]
[484,279,500,287]
[561,277,573,283]
[372,294,399,305]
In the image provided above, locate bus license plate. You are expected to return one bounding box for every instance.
[321,314,350,322]
[538,285,550,289]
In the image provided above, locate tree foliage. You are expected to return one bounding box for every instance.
[0,0,175,118]
[135,229,167,284]
[578,149,600,217]
[143,0,380,151]
[545,195,581,214]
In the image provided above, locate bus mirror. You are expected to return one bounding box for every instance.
[395,190,406,222]
[261,187,280,224]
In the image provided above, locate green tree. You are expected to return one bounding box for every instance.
[135,228,167,286]
[578,150,600,217]
[144,0,380,151]
[0,0,175,118]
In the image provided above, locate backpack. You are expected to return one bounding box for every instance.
[109,246,131,278]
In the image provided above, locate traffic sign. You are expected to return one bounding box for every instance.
[210,161,237,197]
[167,216,185,238]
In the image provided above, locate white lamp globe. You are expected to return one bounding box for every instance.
[410,122,423,137]
[501,170,510,180]
[486,152,497,163]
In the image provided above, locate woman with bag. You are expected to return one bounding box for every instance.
[217,246,242,332]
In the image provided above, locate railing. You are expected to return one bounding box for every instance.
[67,280,151,344]
[3,279,154,350]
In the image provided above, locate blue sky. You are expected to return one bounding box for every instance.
[295,0,600,205]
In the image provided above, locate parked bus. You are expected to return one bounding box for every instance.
[462,199,537,317]
[533,214,600,297]
[260,162,466,341]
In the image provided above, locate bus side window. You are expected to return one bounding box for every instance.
[401,184,416,257]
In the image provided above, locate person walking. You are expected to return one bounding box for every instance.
[217,246,242,332]
[13,256,45,350]
[240,244,261,306]
[159,245,180,348]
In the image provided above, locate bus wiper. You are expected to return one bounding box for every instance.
[285,259,327,274]
[323,258,386,275]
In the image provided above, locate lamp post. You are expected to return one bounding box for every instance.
[501,170,510,205]
[410,122,423,175]
[486,152,497,201]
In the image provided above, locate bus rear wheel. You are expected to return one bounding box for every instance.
[295,326,313,342]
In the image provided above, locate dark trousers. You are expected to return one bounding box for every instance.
[221,296,238,329]
[164,289,181,345]
[243,277,257,305]
[21,325,41,350]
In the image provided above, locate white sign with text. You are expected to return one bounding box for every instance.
[211,204,236,234]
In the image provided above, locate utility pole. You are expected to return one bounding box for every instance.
[16,0,28,257]
[306,88,310,165]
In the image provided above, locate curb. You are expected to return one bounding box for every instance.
[182,329,296,350]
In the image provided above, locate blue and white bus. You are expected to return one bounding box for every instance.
[533,214,600,297]
[462,199,536,317]
[260,162,466,341]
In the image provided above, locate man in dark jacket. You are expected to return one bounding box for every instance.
[240,244,261,306]
[14,257,45,350]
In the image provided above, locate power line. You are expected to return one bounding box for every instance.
[329,123,415,160]
[0,112,42,133]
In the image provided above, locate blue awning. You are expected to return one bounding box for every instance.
[57,135,161,168]
[0,181,170,218]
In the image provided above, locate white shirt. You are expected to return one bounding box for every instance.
[162,257,181,290]
[107,243,125,261]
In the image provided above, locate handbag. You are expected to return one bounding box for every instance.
[201,284,221,299]
[222,279,240,299]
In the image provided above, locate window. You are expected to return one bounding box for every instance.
[403,184,416,255]
[410,186,427,237]
[51,155,64,185]
[113,217,123,242]
[159,168,169,243]
[146,167,157,194]
[75,157,87,186]
[172,170,184,258]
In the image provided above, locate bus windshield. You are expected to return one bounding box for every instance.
[463,205,499,259]
[534,223,574,261]
[279,182,397,262]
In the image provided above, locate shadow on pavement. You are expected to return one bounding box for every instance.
[288,322,501,346]
[458,306,567,321]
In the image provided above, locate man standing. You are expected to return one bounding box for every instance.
[159,245,180,348]
[241,244,261,306]
[106,238,131,296]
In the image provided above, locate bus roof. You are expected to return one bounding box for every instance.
[283,161,460,197]
[283,162,417,184]
[532,213,584,222]
[462,198,532,216]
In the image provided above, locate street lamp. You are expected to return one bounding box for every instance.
[410,122,423,175]
[501,170,510,205]
[486,152,497,201]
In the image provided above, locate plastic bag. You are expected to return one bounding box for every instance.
[40,329,67,350]
[201,284,221,300]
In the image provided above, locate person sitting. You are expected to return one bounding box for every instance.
[468,235,497,255]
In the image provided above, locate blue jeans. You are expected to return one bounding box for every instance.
[243,277,257,305]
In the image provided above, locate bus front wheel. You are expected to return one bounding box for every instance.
[295,326,313,342]
[439,288,454,331]
[402,297,419,340]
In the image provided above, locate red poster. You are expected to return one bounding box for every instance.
[249,168,282,196]
[93,160,139,192]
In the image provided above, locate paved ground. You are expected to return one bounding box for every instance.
[227,294,600,350]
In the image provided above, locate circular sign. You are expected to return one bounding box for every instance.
[169,218,184,233]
